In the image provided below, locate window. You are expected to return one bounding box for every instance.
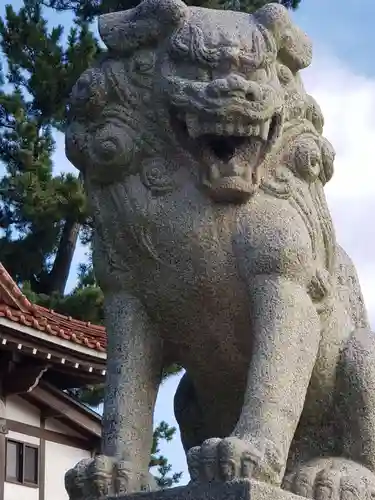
[6,439,39,486]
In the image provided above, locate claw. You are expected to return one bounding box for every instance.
[186,436,276,485]
[200,438,222,481]
[187,446,201,483]
[87,455,113,498]
[64,454,155,500]
[315,468,340,500]
[114,459,133,494]
[339,476,365,500]
[65,458,92,500]
[286,458,375,500]
[218,438,246,481]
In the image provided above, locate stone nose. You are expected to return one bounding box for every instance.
[206,75,262,101]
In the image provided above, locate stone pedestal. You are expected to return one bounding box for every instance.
[107,480,300,500]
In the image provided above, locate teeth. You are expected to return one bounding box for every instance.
[227,157,245,176]
[184,115,272,139]
[186,114,200,138]
[248,125,260,136]
[234,123,246,135]
[260,120,271,140]
[224,123,235,135]
[215,123,224,135]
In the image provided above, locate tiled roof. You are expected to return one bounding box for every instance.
[0,264,106,352]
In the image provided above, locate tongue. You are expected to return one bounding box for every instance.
[204,137,264,183]
[227,139,264,179]
[206,136,247,161]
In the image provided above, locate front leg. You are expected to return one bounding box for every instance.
[102,290,163,470]
[337,327,375,473]
[186,276,321,486]
[233,275,321,484]
[65,290,162,499]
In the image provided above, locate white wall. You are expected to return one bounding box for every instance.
[45,418,82,438]
[4,433,39,500]
[44,441,91,500]
[5,397,41,500]
[6,396,40,427]
[4,395,92,500]
[4,481,39,500]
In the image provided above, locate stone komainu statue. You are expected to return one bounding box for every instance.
[65,1,375,499]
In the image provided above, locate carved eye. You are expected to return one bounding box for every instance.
[70,68,107,118]
[85,113,134,184]
[278,64,293,85]
[319,136,335,185]
[133,52,155,74]
[292,135,322,182]
[141,159,174,195]
[195,67,210,82]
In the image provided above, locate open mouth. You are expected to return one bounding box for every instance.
[171,109,282,202]
[203,135,254,162]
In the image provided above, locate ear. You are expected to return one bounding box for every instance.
[98,0,188,54]
[253,3,312,72]
[305,94,324,135]
[319,137,335,185]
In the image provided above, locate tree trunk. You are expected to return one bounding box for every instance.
[35,172,84,296]
[46,217,80,295]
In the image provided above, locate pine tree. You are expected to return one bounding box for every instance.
[40,0,301,22]
[0,0,97,295]
[151,422,183,488]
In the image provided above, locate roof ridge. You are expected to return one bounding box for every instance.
[0,263,107,352]
[35,305,106,332]
[0,263,34,312]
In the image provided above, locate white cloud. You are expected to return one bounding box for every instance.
[304,50,375,199]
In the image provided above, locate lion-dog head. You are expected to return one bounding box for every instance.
[66,0,324,204]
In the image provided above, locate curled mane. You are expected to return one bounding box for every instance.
[168,21,276,68]
[261,93,336,307]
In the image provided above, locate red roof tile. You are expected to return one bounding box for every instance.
[0,264,106,352]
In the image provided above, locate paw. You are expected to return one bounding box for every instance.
[65,455,155,500]
[283,457,375,500]
[187,436,283,485]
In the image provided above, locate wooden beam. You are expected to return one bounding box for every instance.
[0,352,9,500]
[6,419,99,452]
[0,417,6,500]
[39,408,62,419]
[27,385,101,438]
[0,321,106,367]
[39,417,46,500]
[3,364,48,396]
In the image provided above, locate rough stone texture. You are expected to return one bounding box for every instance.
[111,479,307,500]
[64,1,375,499]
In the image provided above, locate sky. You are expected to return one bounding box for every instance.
[2,0,375,486]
